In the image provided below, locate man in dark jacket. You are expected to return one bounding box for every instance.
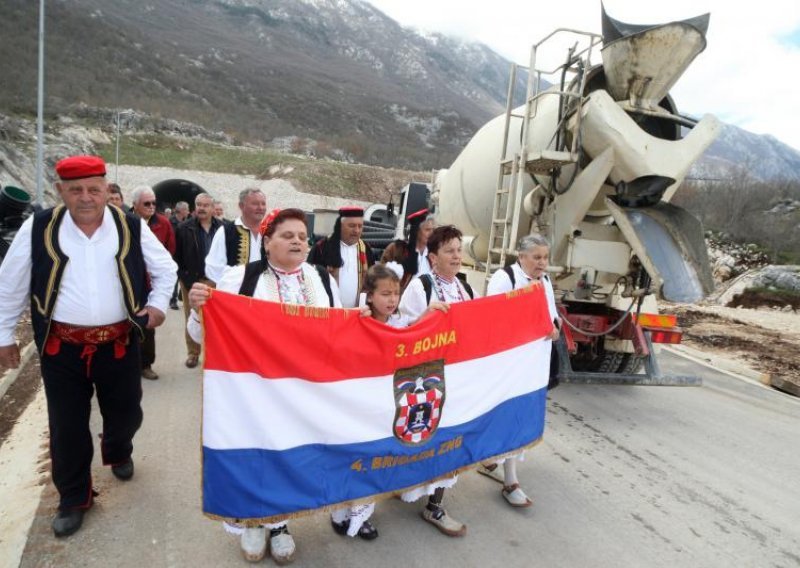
[168,201,190,309]
[174,193,221,368]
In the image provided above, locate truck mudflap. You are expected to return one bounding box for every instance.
[605,198,714,303]
[555,333,701,386]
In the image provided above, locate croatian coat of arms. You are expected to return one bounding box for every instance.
[392,359,446,445]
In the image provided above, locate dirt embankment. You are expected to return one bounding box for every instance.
[671,305,800,392]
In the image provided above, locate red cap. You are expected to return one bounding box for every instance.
[338,206,364,218]
[55,155,107,180]
[407,208,429,225]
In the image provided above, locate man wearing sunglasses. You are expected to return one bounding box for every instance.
[131,186,176,381]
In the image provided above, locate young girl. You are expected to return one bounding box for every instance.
[330,265,446,541]
[364,264,448,327]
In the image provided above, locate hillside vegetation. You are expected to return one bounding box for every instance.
[95,133,429,204]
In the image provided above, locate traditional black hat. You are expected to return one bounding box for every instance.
[338,206,364,218]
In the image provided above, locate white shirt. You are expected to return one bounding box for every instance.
[0,208,177,346]
[337,241,360,308]
[386,313,413,328]
[399,273,479,322]
[416,247,432,276]
[204,217,262,284]
[486,262,559,323]
[187,262,342,343]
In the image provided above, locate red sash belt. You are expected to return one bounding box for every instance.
[46,321,131,375]
[50,321,131,344]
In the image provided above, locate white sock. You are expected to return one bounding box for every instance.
[330,507,348,524]
[503,459,518,487]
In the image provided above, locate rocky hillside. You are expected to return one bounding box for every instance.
[0,0,524,170]
[2,0,799,178]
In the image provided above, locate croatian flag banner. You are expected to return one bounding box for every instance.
[202,284,553,524]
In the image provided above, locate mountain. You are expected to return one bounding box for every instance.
[0,0,524,169]
[1,0,799,179]
[692,124,800,182]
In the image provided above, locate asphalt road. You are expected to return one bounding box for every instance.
[18,308,800,567]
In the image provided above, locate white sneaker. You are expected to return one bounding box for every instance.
[269,526,296,565]
[240,527,267,562]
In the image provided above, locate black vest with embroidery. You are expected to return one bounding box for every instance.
[223,221,265,267]
[30,205,149,352]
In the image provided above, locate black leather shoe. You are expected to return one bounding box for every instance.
[331,518,379,540]
[169,299,179,310]
[112,459,134,481]
[52,508,86,538]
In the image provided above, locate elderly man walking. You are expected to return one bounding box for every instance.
[204,188,266,284]
[131,185,175,380]
[0,156,176,537]
[174,193,221,368]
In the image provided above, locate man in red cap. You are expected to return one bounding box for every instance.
[307,206,374,307]
[0,155,177,538]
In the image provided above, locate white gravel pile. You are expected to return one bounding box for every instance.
[115,165,371,214]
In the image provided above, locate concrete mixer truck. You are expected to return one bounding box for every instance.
[390,8,720,385]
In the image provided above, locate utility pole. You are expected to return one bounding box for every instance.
[36,0,45,204]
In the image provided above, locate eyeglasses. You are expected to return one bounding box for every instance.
[142,201,156,206]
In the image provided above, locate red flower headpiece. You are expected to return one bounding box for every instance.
[260,208,282,236]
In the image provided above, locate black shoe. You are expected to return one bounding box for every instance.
[169,299,179,310]
[331,518,349,536]
[331,518,379,540]
[52,508,86,538]
[112,459,134,481]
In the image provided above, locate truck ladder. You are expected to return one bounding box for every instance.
[484,30,603,291]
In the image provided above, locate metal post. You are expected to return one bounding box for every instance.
[35,0,45,204]
[115,111,121,183]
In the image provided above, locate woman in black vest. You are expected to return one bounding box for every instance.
[187,209,356,564]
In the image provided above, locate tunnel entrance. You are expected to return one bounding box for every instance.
[153,179,207,212]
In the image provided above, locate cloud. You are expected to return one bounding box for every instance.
[367,0,800,150]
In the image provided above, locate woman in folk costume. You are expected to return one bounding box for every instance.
[485,234,561,508]
[397,225,478,537]
[189,208,376,563]
[380,208,435,290]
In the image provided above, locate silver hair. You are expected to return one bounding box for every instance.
[238,187,264,205]
[175,200,190,211]
[194,193,213,206]
[518,233,550,252]
[130,185,155,205]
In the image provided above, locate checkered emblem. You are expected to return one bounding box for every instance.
[393,359,445,446]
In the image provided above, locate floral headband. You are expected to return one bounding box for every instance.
[259,208,282,236]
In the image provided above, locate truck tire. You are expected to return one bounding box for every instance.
[617,354,645,374]
[596,351,626,373]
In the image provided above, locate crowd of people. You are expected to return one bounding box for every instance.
[0,155,561,564]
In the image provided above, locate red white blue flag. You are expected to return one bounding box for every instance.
[201,284,553,524]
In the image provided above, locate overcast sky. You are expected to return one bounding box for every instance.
[366,0,800,151]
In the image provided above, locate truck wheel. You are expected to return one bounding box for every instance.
[596,351,625,373]
[618,354,645,374]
